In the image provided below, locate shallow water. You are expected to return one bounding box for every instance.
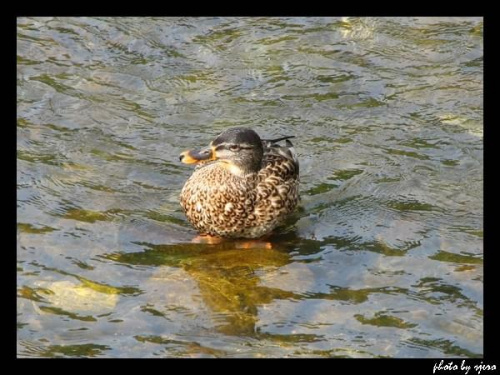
[17,17,483,358]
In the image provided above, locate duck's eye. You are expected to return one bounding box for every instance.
[229,145,240,151]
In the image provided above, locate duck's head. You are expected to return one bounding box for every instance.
[179,127,264,175]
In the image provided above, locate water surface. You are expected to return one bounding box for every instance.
[17,17,483,358]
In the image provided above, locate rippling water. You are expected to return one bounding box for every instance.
[17,17,483,358]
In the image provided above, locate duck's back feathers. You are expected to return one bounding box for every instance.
[251,137,300,235]
[260,137,299,181]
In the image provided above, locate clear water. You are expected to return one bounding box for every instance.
[17,17,483,358]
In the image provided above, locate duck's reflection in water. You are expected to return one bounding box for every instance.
[106,231,312,337]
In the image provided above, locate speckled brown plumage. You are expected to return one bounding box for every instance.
[179,128,299,239]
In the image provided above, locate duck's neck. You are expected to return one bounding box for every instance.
[219,161,258,178]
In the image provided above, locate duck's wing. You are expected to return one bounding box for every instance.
[260,136,299,180]
[252,136,300,221]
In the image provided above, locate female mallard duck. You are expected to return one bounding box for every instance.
[179,127,299,239]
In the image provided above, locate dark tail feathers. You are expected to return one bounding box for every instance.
[262,135,295,144]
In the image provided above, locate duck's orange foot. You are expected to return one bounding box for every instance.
[235,240,273,250]
[191,234,224,245]
[191,233,273,249]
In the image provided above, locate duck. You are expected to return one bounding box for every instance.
[179,127,299,239]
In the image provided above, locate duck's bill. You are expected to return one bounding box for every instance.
[179,147,215,164]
